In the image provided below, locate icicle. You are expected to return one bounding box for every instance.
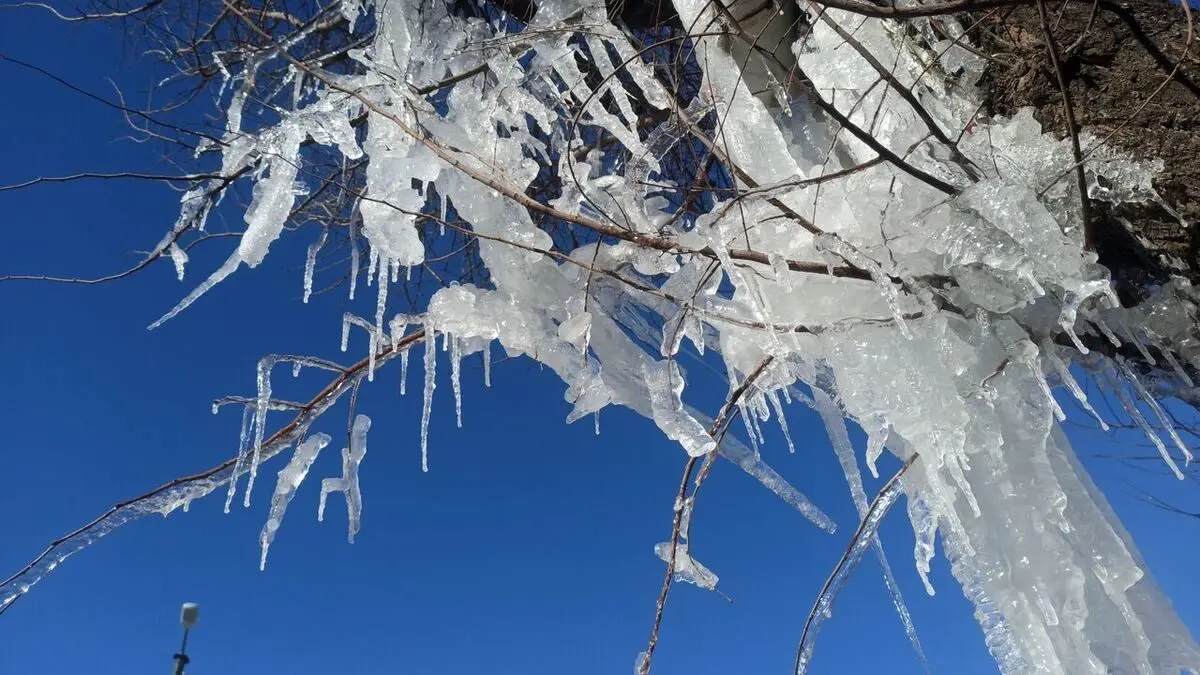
[421,332,437,472]
[400,350,409,396]
[318,414,371,543]
[260,433,331,570]
[739,401,763,453]
[706,421,835,532]
[151,127,302,329]
[813,234,911,339]
[149,257,240,330]
[1094,318,1122,348]
[811,389,928,671]
[1160,346,1194,389]
[907,493,940,597]
[1057,288,1102,356]
[450,335,463,428]
[224,406,255,514]
[863,415,888,479]
[594,411,600,435]
[369,262,389,382]
[748,400,767,445]
[292,361,302,378]
[366,248,378,288]
[1121,322,1157,367]
[348,220,360,300]
[767,389,795,454]
[302,226,327,303]
[483,344,491,388]
[1008,339,1066,421]
[1061,325,1089,355]
[1107,367,1184,479]
[813,390,868,507]
[644,361,716,457]
[661,306,691,358]
[168,242,188,281]
[341,314,351,352]
[1041,340,1109,431]
[389,315,407,350]
[1143,331,1194,388]
[1033,363,1067,422]
[245,356,276,507]
[1118,360,1193,465]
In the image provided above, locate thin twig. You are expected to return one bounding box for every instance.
[1034,0,1094,248]
[639,355,775,675]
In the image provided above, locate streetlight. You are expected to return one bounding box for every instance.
[173,602,199,675]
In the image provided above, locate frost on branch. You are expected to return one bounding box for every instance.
[8,0,1200,672]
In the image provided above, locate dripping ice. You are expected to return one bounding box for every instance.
[319,414,371,543]
[260,433,331,570]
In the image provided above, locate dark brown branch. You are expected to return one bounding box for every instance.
[1034,0,1093,248]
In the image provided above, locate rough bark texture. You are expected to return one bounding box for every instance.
[970,1,1199,306]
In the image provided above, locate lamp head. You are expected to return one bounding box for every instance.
[180,603,200,629]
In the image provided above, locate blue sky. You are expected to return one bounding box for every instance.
[1,8,1198,675]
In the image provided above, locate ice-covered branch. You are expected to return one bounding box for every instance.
[0,328,427,613]
[6,0,1200,672]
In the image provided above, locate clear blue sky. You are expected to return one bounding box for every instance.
[1,9,1198,675]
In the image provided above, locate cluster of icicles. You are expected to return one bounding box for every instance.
[2,0,1198,673]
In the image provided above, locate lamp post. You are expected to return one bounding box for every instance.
[173,603,199,675]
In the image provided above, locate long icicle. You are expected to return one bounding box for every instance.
[224,405,255,513]
[811,389,928,673]
[421,331,437,472]
[245,356,277,507]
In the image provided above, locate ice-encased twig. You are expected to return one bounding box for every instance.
[0,330,423,611]
[795,455,917,674]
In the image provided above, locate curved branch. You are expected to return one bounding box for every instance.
[638,355,776,675]
[0,0,164,22]
[793,453,920,674]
